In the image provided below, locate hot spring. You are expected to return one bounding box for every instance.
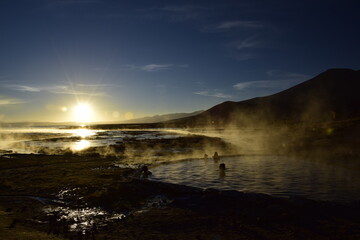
[150,155,360,203]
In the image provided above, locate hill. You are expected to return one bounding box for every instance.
[167,69,360,128]
[122,110,203,124]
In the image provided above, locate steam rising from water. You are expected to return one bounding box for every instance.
[0,127,102,154]
[0,127,218,160]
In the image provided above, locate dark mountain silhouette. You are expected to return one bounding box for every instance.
[166,69,360,127]
[121,110,203,124]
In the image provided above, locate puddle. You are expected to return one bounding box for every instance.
[44,205,125,232]
[41,188,172,234]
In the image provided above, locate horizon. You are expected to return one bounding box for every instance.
[0,110,202,125]
[1,0,360,123]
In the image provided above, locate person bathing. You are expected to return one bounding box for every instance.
[213,152,220,161]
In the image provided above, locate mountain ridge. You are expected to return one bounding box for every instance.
[121,110,204,124]
[166,68,360,127]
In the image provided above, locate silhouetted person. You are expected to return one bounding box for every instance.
[204,153,208,159]
[213,152,220,161]
[219,163,225,170]
[141,165,152,179]
[219,163,226,179]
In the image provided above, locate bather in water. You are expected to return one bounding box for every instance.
[213,152,220,161]
[219,163,226,179]
[140,165,152,179]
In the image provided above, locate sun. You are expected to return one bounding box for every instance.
[72,103,94,123]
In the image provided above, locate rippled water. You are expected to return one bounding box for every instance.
[151,155,360,203]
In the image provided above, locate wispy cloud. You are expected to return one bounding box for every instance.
[194,90,233,99]
[46,85,105,96]
[141,64,174,72]
[227,35,263,61]
[6,85,41,92]
[121,64,188,72]
[234,80,287,90]
[6,83,109,96]
[235,36,261,50]
[0,97,24,105]
[204,21,263,32]
[233,71,310,90]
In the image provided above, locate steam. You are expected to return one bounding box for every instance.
[1,94,355,165]
[0,125,241,167]
[161,88,353,160]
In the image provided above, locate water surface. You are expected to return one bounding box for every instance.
[151,155,360,203]
[0,126,183,154]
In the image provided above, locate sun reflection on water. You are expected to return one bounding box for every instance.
[69,128,96,151]
[72,139,91,151]
[71,128,96,138]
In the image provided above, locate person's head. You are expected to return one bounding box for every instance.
[219,163,225,170]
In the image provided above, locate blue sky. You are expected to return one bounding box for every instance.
[0,0,359,122]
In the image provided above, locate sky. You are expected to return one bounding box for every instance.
[0,0,359,123]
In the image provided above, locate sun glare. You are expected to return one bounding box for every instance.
[72,103,94,123]
[72,140,90,151]
[71,128,96,138]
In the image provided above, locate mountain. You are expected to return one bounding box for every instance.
[122,110,203,124]
[166,69,360,127]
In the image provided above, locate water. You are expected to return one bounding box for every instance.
[0,126,183,154]
[1,126,359,203]
[151,155,360,203]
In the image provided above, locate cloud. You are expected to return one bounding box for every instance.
[6,85,41,92]
[233,71,310,90]
[204,21,263,32]
[47,84,106,96]
[234,80,287,90]
[194,90,233,99]
[121,64,188,72]
[0,97,24,105]
[6,83,108,96]
[235,37,261,50]
[141,64,174,72]
[227,36,263,61]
